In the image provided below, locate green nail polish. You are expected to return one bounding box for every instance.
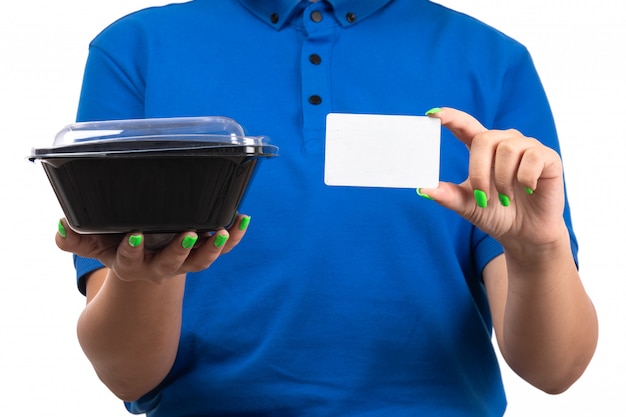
[425,107,442,115]
[474,189,488,208]
[214,234,229,248]
[416,188,434,200]
[524,186,534,195]
[57,220,67,238]
[498,193,511,207]
[238,215,251,231]
[128,234,142,248]
[182,235,198,249]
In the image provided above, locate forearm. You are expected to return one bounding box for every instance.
[77,269,186,401]
[498,225,598,393]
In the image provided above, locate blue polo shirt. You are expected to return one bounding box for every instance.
[74,0,577,416]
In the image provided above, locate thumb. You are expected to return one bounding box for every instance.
[417,181,473,215]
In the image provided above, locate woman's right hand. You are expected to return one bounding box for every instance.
[55,214,251,285]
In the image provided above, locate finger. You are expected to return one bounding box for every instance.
[182,230,229,271]
[128,231,200,279]
[417,181,475,217]
[426,107,488,148]
[182,213,251,267]
[55,218,75,252]
[220,214,251,254]
[516,143,563,192]
[492,134,545,205]
[470,129,525,205]
[55,218,118,260]
[114,232,147,275]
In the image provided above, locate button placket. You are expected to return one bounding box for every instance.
[309,54,322,65]
[300,3,337,151]
[310,10,323,23]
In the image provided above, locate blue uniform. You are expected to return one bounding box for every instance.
[73,1,577,415]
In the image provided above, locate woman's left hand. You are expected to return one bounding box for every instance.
[419,107,567,249]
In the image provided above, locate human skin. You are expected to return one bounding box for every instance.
[422,107,597,394]
[57,215,250,400]
[56,108,598,401]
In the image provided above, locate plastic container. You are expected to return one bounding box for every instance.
[29,116,278,239]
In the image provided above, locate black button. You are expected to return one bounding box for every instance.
[310,11,323,22]
[270,13,279,24]
[309,54,322,65]
[346,12,356,23]
[309,95,322,105]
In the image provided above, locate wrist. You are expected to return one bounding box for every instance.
[501,223,574,275]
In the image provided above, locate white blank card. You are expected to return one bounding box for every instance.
[324,113,441,188]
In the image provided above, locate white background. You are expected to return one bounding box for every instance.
[1,1,624,415]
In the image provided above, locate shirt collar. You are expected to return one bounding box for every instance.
[237,0,394,30]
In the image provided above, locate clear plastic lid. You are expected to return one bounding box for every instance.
[30,116,277,159]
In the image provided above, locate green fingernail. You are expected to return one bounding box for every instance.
[474,189,488,208]
[57,220,67,238]
[214,234,229,248]
[425,107,442,115]
[524,186,534,195]
[498,193,511,207]
[128,234,142,248]
[238,215,251,231]
[416,188,434,200]
[182,235,198,249]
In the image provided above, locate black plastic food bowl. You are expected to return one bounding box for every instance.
[29,116,278,240]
